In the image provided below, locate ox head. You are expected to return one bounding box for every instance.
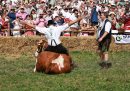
[34,39,48,57]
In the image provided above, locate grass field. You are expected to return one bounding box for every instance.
[0,51,130,91]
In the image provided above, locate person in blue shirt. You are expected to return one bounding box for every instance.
[7,9,16,29]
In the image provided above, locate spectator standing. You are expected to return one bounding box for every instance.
[7,9,16,29]
[90,3,98,26]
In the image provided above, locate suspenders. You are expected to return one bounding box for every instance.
[51,39,57,46]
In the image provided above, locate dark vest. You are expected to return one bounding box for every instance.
[99,19,111,40]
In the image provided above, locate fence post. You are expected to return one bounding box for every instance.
[7,22,11,36]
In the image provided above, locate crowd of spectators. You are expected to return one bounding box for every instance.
[0,0,130,37]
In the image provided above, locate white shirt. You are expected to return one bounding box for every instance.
[97,19,111,38]
[36,24,69,46]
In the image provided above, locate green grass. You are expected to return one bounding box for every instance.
[0,51,130,91]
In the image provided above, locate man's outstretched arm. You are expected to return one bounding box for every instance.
[20,20,36,29]
[58,16,83,32]
[20,20,47,34]
[68,17,83,26]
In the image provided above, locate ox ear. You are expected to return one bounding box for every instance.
[36,39,47,44]
[35,40,39,45]
[41,39,47,43]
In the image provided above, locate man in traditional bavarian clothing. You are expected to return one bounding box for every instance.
[97,12,112,68]
[21,17,82,55]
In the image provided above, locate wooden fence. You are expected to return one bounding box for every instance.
[1,28,130,36]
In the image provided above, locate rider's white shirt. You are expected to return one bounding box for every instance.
[36,24,69,46]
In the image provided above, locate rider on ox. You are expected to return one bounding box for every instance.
[21,17,82,55]
[35,19,70,56]
[21,16,82,74]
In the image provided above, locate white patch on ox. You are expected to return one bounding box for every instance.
[51,55,64,71]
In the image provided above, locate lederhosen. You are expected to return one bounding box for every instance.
[98,19,112,52]
[44,39,69,55]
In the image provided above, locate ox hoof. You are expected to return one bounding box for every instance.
[34,68,36,72]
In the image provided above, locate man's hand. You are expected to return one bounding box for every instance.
[98,31,109,42]
[98,37,103,42]
[68,16,83,26]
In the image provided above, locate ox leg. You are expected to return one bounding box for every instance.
[34,58,44,73]
[34,59,38,72]
[34,49,39,57]
[34,52,39,57]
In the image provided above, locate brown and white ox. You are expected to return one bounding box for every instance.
[34,40,73,74]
